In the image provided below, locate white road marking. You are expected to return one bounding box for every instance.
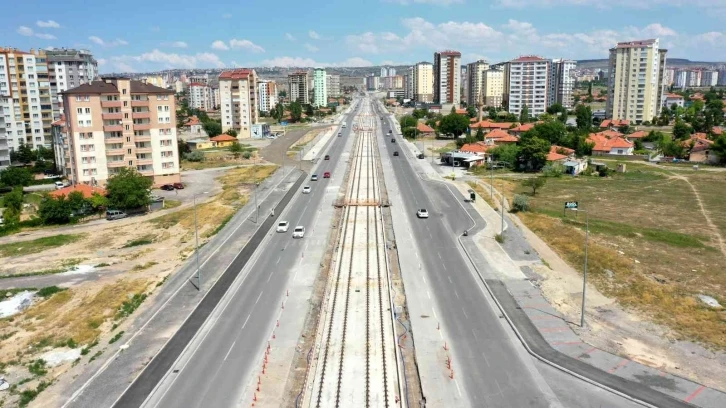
[432,308,438,320]
[427,290,431,299]
[241,314,250,329]
[223,341,236,361]
[471,328,478,341]
[462,308,468,319]
[454,290,460,299]
[438,252,442,260]
[276,256,281,264]
[442,263,447,271]
[448,275,452,283]
[422,275,427,284]
[255,291,263,304]
[455,379,462,397]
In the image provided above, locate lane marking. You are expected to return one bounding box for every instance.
[448,275,452,283]
[241,314,250,329]
[422,275,427,284]
[462,308,468,319]
[437,252,442,260]
[455,379,462,397]
[427,290,431,299]
[255,291,263,305]
[223,341,236,361]
[442,263,447,271]
[454,290,460,299]
[276,256,281,264]
[471,328,478,341]
[432,308,438,320]
[684,386,705,403]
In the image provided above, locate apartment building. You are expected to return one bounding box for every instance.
[326,74,340,98]
[719,67,726,86]
[313,68,328,107]
[664,67,676,86]
[701,70,719,87]
[674,69,687,89]
[188,82,212,110]
[219,69,258,139]
[606,38,667,123]
[481,69,504,108]
[465,60,490,106]
[46,48,98,118]
[504,56,551,117]
[288,71,309,103]
[366,75,380,91]
[0,47,54,152]
[0,103,9,169]
[548,59,577,109]
[51,116,69,176]
[433,51,461,105]
[211,86,220,109]
[412,62,433,103]
[257,80,278,113]
[141,75,166,89]
[188,74,209,85]
[61,77,180,187]
[404,68,413,100]
[686,70,702,87]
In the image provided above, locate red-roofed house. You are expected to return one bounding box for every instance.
[416,122,436,137]
[663,93,684,109]
[49,184,106,199]
[600,119,630,129]
[547,145,574,162]
[625,131,648,141]
[485,129,518,144]
[712,126,723,136]
[509,123,535,136]
[460,142,490,155]
[210,134,239,147]
[690,93,705,101]
[470,120,515,132]
[598,129,624,138]
[185,116,205,134]
[685,134,718,164]
[587,133,634,155]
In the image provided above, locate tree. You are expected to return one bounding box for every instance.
[438,112,470,138]
[177,139,191,159]
[519,105,530,123]
[521,177,546,196]
[225,129,238,137]
[11,143,35,164]
[711,136,726,163]
[547,103,567,123]
[672,120,691,140]
[475,127,484,142]
[229,142,243,159]
[66,191,88,215]
[106,168,153,210]
[39,196,72,225]
[587,82,593,96]
[618,124,630,134]
[305,104,314,117]
[278,90,287,98]
[289,101,303,122]
[36,146,55,161]
[402,127,417,139]
[400,115,418,130]
[0,167,33,187]
[489,144,520,169]
[87,192,109,213]
[466,105,477,118]
[3,187,24,213]
[487,106,497,119]
[203,121,222,138]
[575,105,592,130]
[412,108,427,119]
[518,136,550,171]
[271,102,285,123]
[526,121,567,146]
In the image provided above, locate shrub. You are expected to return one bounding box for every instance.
[242,151,252,160]
[512,194,530,213]
[542,163,564,178]
[184,151,204,162]
[36,286,65,298]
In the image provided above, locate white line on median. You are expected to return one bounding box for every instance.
[255,291,263,304]
[223,341,236,361]
[242,314,250,329]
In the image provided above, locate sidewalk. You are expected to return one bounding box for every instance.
[302,126,337,161]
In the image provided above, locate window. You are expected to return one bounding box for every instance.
[85,120,91,126]
[157,106,163,112]
[77,108,83,114]
[85,108,91,114]
[123,101,128,107]
[78,120,83,126]
[76,96,82,102]
[128,161,133,166]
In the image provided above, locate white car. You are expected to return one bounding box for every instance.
[311,174,318,181]
[276,221,289,233]
[292,226,305,238]
[417,209,429,218]
[302,186,311,194]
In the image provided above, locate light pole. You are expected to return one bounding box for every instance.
[579,209,589,327]
[192,191,209,290]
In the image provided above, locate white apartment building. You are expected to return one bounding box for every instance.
[412,62,433,103]
[0,48,53,152]
[664,68,676,86]
[46,48,98,118]
[686,70,702,87]
[141,75,166,89]
[701,70,719,87]
[433,51,461,105]
[313,68,328,107]
[606,38,667,123]
[674,69,687,89]
[366,75,380,91]
[482,69,504,108]
[211,86,220,110]
[465,60,489,106]
[174,80,184,94]
[219,69,258,139]
[0,102,9,169]
[549,59,576,109]
[288,71,309,103]
[719,67,726,86]
[326,74,340,98]
[61,77,180,186]
[404,68,414,100]
[505,56,551,117]
[188,82,212,111]
[188,74,209,85]
[257,80,278,113]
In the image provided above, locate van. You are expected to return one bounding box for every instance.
[106,210,127,221]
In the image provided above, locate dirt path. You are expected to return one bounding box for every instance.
[259,125,329,172]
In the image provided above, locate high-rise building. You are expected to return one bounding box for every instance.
[0,102,9,169]
[549,59,577,109]
[674,69,688,89]
[141,75,166,89]
[188,83,212,111]
[288,71,309,103]
[404,68,414,100]
[61,77,180,186]
[219,69,259,139]
[701,70,718,87]
[0,47,54,152]
[51,116,69,176]
[433,50,461,105]
[211,86,220,110]
[46,48,98,118]
[606,39,667,123]
[504,56,551,117]
[686,70,702,87]
[326,74,340,98]
[718,66,726,86]
[380,67,389,78]
[481,69,504,108]
[257,80,278,113]
[388,67,396,77]
[466,60,490,106]
[664,68,676,86]
[366,75,380,91]
[412,62,433,103]
[313,68,328,107]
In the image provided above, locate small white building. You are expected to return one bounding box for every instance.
[663,93,684,108]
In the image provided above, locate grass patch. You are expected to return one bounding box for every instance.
[108,331,124,344]
[163,199,182,209]
[27,359,47,376]
[431,142,456,153]
[204,214,233,238]
[89,350,102,362]
[80,339,98,355]
[494,233,505,243]
[36,286,65,298]
[115,293,148,320]
[0,234,85,258]
[94,262,110,268]
[18,380,50,407]
[132,261,157,271]
[122,235,155,248]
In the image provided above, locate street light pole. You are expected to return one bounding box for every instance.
[193,193,201,289]
[581,209,589,328]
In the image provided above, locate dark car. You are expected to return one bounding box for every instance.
[393,151,399,156]
[417,153,425,159]
[173,182,184,189]
[391,138,396,143]
[160,184,175,191]
[324,155,330,160]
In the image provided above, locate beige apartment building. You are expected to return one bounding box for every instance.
[606,38,667,123]
[288,71,309,103]
[433,50,461,105]
[219,69,258,139]
[61,77,180,187]
[465,60,489,106]
[482,69,504,108]
[412,62,433,103]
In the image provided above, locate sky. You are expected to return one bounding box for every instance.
[5,0,726,73]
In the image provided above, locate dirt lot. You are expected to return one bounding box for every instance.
[0,164,278,407]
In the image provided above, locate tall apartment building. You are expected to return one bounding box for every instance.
[433,51,461,106]
[365,75,380,91]
[686,70,702,87]
[481,69,504,108]
[326,74,340,98]
[0,103,9,169]
[548,59,577,109]
[211,86,220,110]
[674,69,687,89]
[504,56,551,117]
[141,75,166,89]
[46,48,98,118]
[0,47,54,152]
[188,74,209,85]
[313,68,328,107]
[718,67,726,86]
[412,62,433,103]
[664,68,676,86]
[404,68,414,100]
[465,60,490,106]
[188,83,212,111]
[288,71,309,103]
[257,80,277,113]
[701,70,719,87]
[61,77,180,186]
[219,69,258,139]
[51,116,69,176]
[606,39,667,123]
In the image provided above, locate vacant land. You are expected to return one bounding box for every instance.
[0,234,84,259]
[179,144,260,171]
[482,162,726,349]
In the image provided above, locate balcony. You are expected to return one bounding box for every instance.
[131,100,149,107]
[136,158,153,165]
[107,160,126,168]
[136,146,152,154]
[101,100,122,108]
[135,134,151,142]
[102,113,123,120]
[137,166,154,175]
[106,148,125,156]
[132,111,150,119]
[103,125,123,132]
[134,123,152,131]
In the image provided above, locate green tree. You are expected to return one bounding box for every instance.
[400,115,418,129]
[289,102,303,122]
[305,104,314,117]
[575,105,592,131]
[402,127,417,139]
[521,176,546,196]
[618,124,630,134]
[489,144,520,169]
[3,187,24,213]
[39,196,72,225]
[66,191,87,215]
[105,168,153,210]
[587,82,593,96]
[672,120,691,140]
[711,136,726,163]
[229,142,243,159]
[519,105,530,123]
[525,121,567,146]
[466,105,477,118]
[438,112,470,138]
[11,144,35,164]
[225,129,238,137]
[487,106,497,119]
[412,109,427,119]
[178,139,191,158]
[271,102,285,123]
[546,103,567,123]
[518,135,551,171]
[0,167,33,187]
[87,192,109,213]
[36,146,55,161]
[475,127,484,142]
[278,90,287,98]
[203,121,222,137]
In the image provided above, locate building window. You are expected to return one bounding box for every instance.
[85,108,91,114]
[77,108,83,114]
[122,89,127,95]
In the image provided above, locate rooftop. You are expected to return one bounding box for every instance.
[61,79,172,95]
[614,39,657,49]
[49,184,106,199]
[512,55,547,62]
[218,69,254,80]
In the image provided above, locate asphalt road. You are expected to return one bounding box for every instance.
[138,102,362,408]
[374,101,644,408]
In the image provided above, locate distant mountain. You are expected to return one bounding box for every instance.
[577,58,725,70]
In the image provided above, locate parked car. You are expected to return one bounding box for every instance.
[160,184,175,191]
[393,151,399,156]
[323,172,331,178]
[325,155,330,160]
[302,186,311,194]
[416,209,429,219]
[338,132,342,137]
[417,154,425,159]
[54,181,65,190]
[311,174,318,181]
[173,182,184,189]
[276,221,289,233]
[106,210,128,221]
[391,138,396,143]
[292,226,306,238]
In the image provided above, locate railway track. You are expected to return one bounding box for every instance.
[307,102,399,407]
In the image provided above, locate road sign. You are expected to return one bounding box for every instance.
[564,201,578,209]
[280,121,288,126]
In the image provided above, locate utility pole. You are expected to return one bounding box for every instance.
[581,209,589,327]
[192,192,208,289]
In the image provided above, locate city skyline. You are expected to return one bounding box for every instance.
[5,0,726,73]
